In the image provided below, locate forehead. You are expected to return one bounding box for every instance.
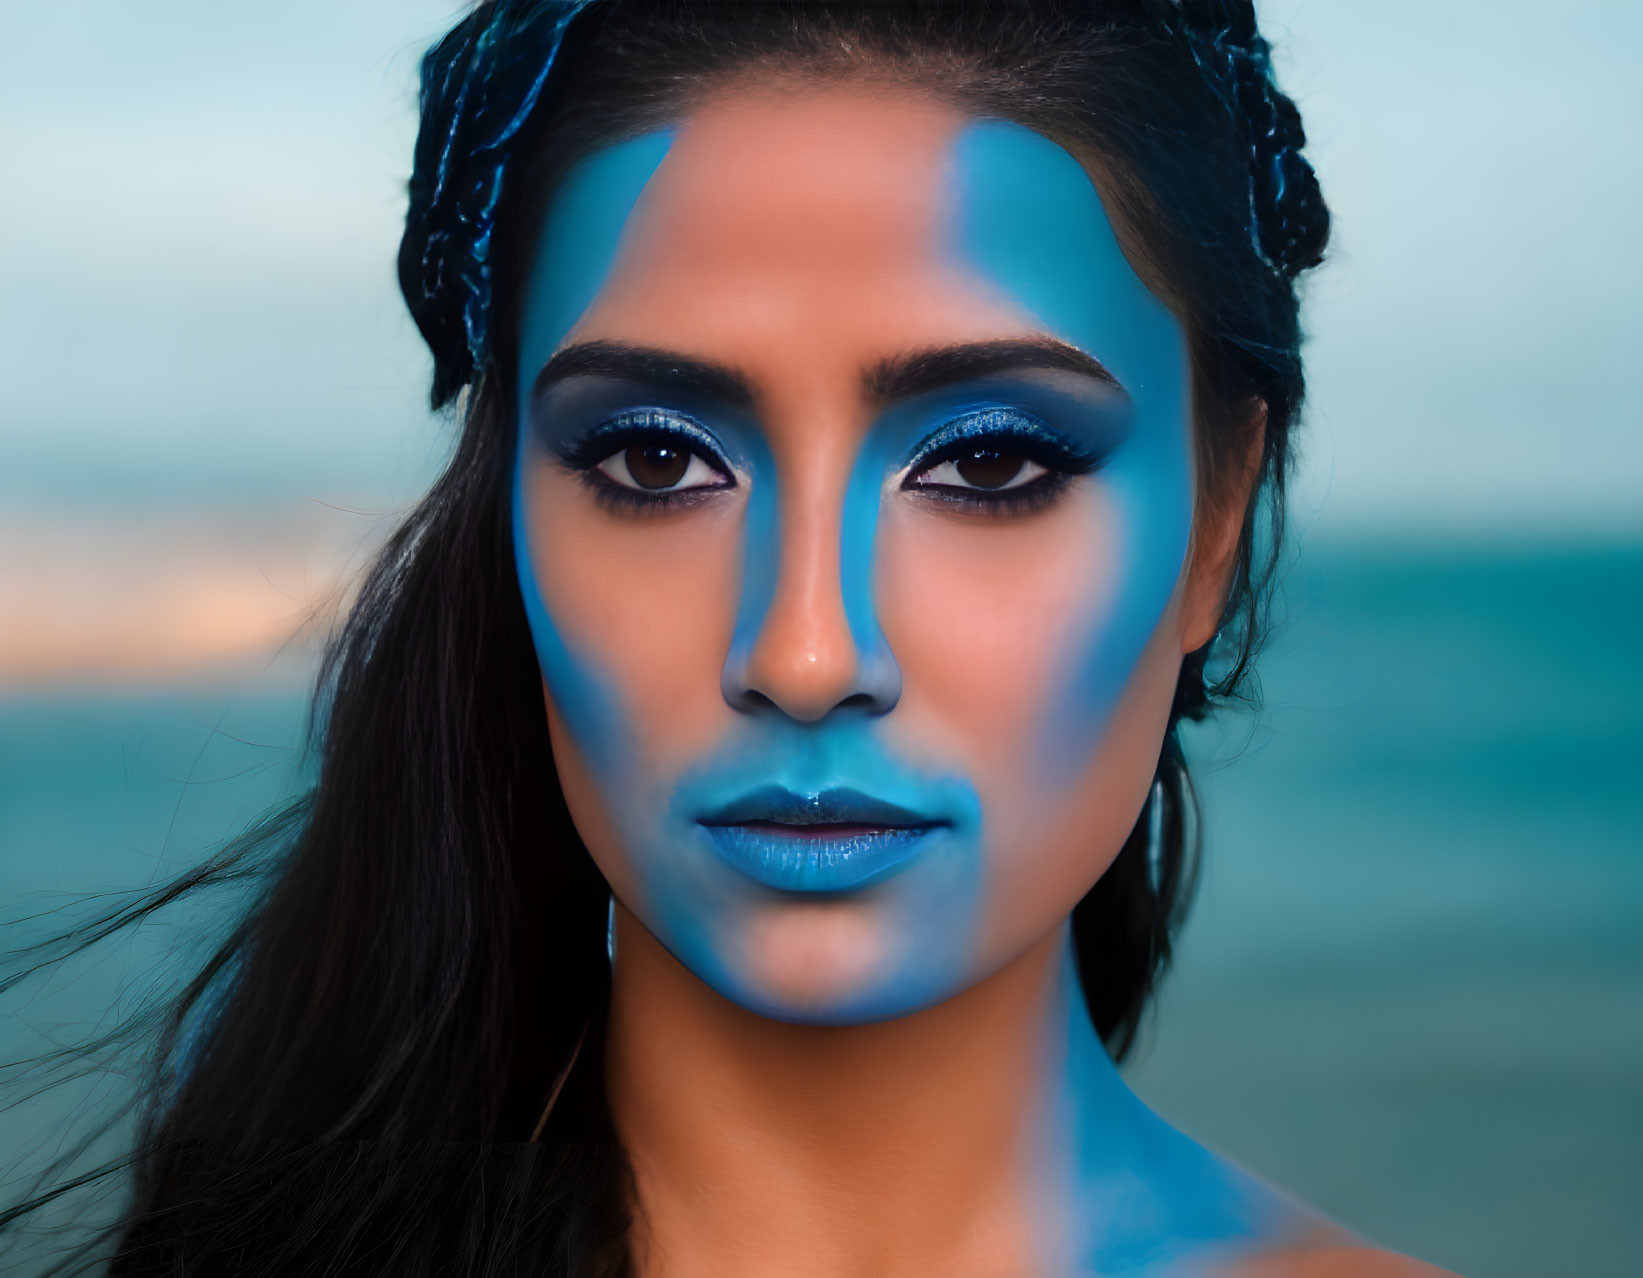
[516,83,1181,395]
[613,87,962,277]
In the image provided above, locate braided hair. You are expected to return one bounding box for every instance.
[1177,0,1329,283]
[400,1,592,408]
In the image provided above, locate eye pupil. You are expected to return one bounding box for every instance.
[626,444,690,490]
[954,449,1024,490]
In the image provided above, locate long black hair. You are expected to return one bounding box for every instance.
[1,3,1327,1274]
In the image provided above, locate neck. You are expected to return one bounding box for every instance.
[604,906,1125,1278]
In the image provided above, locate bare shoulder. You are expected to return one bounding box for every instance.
[1224,1244,1460,1277]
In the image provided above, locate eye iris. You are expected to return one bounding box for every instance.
[954,449,1024,490]
[625,443,690,490]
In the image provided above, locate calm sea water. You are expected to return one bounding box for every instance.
[2,538,1639,1276]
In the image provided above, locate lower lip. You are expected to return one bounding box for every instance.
[700,822,937,893]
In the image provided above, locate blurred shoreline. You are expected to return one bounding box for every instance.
[0,501,397,692]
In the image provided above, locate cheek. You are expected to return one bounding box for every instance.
[875,483,1183,954]
[976,597,1184,955]
[523,467,743,778]
[875,485,1121,797]
[542,690,641,904]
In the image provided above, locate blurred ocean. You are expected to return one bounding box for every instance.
[1,536,1639,1277]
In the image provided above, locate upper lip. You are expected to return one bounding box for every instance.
[698,785,944,830]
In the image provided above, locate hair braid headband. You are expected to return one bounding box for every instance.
[1176,0,1329,282]
[399,0,593,409]
[397,0,1326,409]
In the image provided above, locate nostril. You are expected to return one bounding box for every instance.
[731,687,780,714]
[721,649,901,722]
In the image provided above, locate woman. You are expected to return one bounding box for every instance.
[5,2,1451,1275]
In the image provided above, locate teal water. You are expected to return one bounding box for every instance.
[1136,539,1643,1277]
[2,539,1639,1276]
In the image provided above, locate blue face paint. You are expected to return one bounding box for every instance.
[510,120,1192,1025]
[512,132,673,775]
[515,132,676,393]
[947,122,1195,785]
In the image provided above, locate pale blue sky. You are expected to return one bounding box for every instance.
[2,0,1639,533]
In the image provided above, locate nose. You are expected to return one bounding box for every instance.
[721,459,901,723]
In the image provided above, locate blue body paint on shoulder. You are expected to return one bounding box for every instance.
[1040,933,1296,1274]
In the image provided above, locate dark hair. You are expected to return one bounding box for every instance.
[2,4,1326,1275]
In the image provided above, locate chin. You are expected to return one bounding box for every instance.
[663,896,969,1026]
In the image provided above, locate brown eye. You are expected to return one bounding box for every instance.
[593,435,730,497]
[906,447,1051,500]
[953,449,1027,490]
[625,443,690,490]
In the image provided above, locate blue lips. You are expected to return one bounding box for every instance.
[699,786,948,893]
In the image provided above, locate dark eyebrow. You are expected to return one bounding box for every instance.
[532,336,1121,415]
[864,337,1126,404]
[532,340,756,410]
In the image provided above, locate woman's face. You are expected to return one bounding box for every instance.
[513,85,1216,1023]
